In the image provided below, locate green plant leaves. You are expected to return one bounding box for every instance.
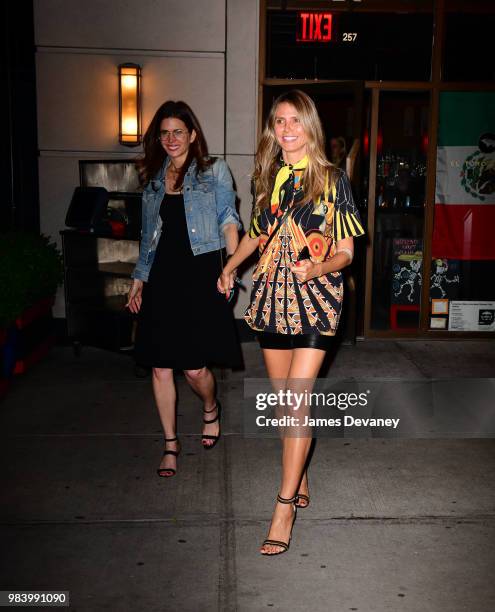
[0,232,63,327]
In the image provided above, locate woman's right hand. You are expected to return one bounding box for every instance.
[126,279,144,313]
[217,268,236,300]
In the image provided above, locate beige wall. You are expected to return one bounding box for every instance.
[34,0,226,51]
[36,51,226,153]
[226,0,258,316]
[34,0,259,319]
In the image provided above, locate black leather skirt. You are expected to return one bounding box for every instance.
[257,332,334,351]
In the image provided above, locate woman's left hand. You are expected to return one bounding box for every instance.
[289,259,323,283]
[217,268,236,299]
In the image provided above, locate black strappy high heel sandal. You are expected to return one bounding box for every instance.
[260,493,298,556]
[156,436,181,477]
[295,494,310,508]
[295,473,310,508]
[202,399,222,450]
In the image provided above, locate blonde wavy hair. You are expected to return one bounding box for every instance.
[252,89,338,211]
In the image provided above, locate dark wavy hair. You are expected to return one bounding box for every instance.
[136,100,212,188]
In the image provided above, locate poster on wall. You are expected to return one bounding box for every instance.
[430,258,461,299]
[391,238,422,305]
[433,92,495,261]
[448,301,495,332]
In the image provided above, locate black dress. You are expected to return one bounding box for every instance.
[134,192,243,370]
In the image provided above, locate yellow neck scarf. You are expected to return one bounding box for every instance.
[270,155,309,209]
[270,154,334,209]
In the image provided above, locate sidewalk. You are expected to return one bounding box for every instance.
[1,339,494,611]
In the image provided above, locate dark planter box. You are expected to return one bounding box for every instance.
[0,328,12,399]
[13,296,56,375]
[0,297,56,398]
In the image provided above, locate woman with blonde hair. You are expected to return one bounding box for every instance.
[218,89,365,555]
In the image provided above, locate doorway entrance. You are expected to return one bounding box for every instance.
[262,81,368,339]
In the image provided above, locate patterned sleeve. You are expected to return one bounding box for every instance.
[248,178,262,238]
[332,170,366,241]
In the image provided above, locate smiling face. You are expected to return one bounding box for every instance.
[158,117,196,163]
[273,101,309,163]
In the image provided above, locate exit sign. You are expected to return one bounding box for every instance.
[297,12,332,43]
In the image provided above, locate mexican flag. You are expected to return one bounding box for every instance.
[432,92,495,260]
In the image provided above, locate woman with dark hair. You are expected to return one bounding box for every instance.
[218,90,366,555]
[126,100,243,477]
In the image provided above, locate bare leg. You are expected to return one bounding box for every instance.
[262,349,310,504]
[152,367,179,474]
[260,347,326,554]
[262,348,292,380]
[183,367,218,447]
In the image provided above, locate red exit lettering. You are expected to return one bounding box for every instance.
[297,12,332,42]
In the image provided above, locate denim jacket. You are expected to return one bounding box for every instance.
[132,156,242,282]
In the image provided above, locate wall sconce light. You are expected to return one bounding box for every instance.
[118,63,142,147]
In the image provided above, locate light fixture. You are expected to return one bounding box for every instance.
[118,63,142,147]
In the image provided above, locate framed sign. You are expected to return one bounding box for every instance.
[448,301,495,332]
[432,299,449,315]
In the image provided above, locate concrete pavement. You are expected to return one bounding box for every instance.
[1,339,494,611]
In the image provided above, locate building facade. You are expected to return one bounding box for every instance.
[34,0,495,339]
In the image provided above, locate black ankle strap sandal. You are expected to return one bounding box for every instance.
[295,493,310,508]
[261,494,298,556]
[156,436,181,477]
[202,400,222,450]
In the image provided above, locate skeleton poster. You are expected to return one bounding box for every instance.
[391,238,422,305]
[429,258,461,300]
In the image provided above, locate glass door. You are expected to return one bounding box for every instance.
[368,90,430,333]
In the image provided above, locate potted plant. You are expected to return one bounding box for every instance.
[0,232,63,394]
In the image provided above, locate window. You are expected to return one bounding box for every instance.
[370,91,429,331]
[266,10,433,81]
[443,12,495,82]
[429,92,495,332]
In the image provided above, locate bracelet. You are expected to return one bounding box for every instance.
[336,247,353,263]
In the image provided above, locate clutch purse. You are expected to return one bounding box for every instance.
[219,251,244,304]
[297,246,311,261]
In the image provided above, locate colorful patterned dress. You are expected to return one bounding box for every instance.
[244,155,365,337]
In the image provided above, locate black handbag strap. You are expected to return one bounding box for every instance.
[260,205,293,254]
